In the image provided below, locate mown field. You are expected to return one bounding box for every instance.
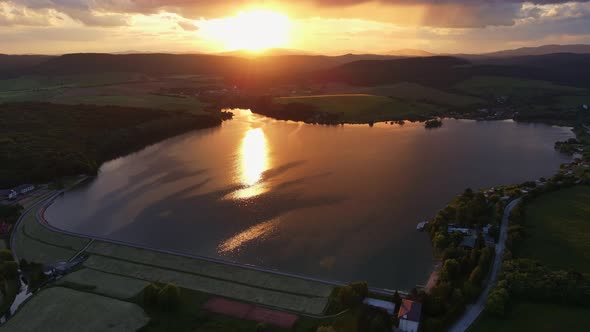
[519,185,590,272]
[275,94,441,122]
[0,73,209,113]
[470,301,590,332]
[1,287,149,332]
[56,94,204,113]
[321,82,485,107]
[454,76,586,98]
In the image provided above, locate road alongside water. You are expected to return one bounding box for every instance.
[448,198,521,332]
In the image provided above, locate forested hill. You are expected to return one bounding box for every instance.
[0,102,222,187]
[315,53,590,88]
[314,56,469,87]
[2,51,590,89]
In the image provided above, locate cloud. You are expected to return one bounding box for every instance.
[3,0,590,30]
[177,20,199,31]
[8,0,130,27]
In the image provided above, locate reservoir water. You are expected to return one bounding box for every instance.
[45,110,573,290]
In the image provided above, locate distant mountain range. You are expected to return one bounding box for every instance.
[2,45,590,89]
[386,49,436,57]
[481,44,590,57]
[219,44,590,58]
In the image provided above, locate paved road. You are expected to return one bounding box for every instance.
[448,198,521,332]
[9,190,63,262]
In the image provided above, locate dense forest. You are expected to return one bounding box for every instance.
[3,53,590,89]
[0,102,222,187]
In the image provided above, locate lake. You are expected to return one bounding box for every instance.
[45,110,573,290]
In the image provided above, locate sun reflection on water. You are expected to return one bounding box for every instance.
[218,218,279,254]
[230,127,270,199]
[241,128,267,185]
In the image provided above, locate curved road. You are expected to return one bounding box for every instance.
[448,197,521,332]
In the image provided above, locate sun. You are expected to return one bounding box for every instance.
[203,10,291,52]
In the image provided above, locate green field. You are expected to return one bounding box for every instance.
[360,83,484,107]
[1,287,149,332]
[0,73,145,92]
[276,94,441,122]
[56,94,204,113]
[470,301,590,332]
[519,186,590,272]
[454,76,585,97]
[57,268,149,300]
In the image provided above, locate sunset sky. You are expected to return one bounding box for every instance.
[2,1,590,55]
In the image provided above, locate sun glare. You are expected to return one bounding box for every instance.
[203,10,291,51]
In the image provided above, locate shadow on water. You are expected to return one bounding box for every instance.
[107,161,346,255]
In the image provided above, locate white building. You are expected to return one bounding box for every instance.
[398,299,422,332]
[13,184,34,195]
[363,297,396,315]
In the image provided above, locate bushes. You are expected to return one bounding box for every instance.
[337,282,368,308]
[0,204,23,225]
[486,285,510,317]
[142,282,181,312]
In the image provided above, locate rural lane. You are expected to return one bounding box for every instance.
[448,197,521,332]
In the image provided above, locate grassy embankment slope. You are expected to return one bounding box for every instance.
[6,196,339,331]
[470,186,590,332]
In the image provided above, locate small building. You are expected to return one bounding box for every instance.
[12,184,34,195]
[398,299,422,332]
[460,235,477,248]
[0,189,12,199]
[582,104,588,111]
[447,226,471,235]
[363,297,396,316]
[7,190,17,200]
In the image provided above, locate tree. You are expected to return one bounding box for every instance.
[433,233,449,251]
[485,287,510,317]
[468,266,483,286]
[256,322,268,332]
[316,326,336,332]
[0,261,19,279]
[440,259,460,282]
[0,250,14,262]
[143,283,161,307]
[338,282,368,308]
[157,283,181,311]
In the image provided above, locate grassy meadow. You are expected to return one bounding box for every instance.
[519,185,590,272]
[454,76,585,98]
[276,94,442,122]
[1,287,149,332]
[0,73,206,113]
[470,301,590,332]
[57,94,204,113]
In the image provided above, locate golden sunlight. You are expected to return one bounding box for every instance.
[202,10,291,51]
[218,218,279,254]
[240,127,268,186]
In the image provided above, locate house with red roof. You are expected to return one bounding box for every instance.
[398,299,422,332]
